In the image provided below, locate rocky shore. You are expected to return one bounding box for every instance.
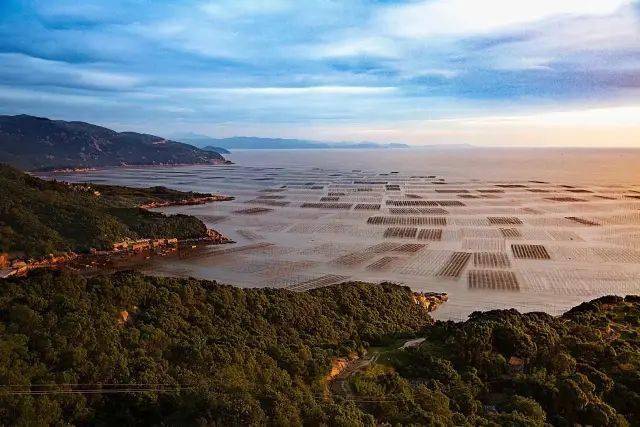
[0,229,232,279]
[139,194,234,209]
[413,291,449,312]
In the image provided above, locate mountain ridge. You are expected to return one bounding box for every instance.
[171,133,413,150]
[0,115,226,171]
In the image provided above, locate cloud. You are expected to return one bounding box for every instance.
[168,86,397,96]
[424,105,640,127]
[0,53,142,90]
[198,0,292,19]
[310,36,401,59]
[378,0,633,38]
[1,0,639,146]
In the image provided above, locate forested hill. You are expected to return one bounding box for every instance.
[0,269,638,425]
[348,295,640,426]
[0,270,434,425]
[0,114,226,170]
[0,164,211,258]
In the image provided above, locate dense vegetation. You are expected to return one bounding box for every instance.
[0,270,433,425]
[349,295,640,426]
[0,114,225,170]
[0,269,637,425]
[0,165,210,259]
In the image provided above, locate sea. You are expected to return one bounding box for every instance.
[47,147,640,320]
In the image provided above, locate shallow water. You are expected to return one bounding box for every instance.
[48,148,640,320]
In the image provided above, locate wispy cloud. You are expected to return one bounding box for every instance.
[169,86,397,96]
[0,53,143,90]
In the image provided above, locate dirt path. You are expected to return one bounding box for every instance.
[329,357,372,395]
[328,339,421,397]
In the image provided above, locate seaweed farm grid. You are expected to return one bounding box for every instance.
[49,164,640,320]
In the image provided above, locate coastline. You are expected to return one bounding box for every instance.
[139,194,234,209]
[1,228,233,279]
[39,159,233,174]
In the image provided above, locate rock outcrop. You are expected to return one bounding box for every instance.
[412,292,449,312]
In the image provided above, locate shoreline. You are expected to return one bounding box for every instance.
[1,229,233,279]
[38,159,233,174]
[139,194,234,209]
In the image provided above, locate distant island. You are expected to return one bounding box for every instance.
[0,115,228,171]
[172,133,412,150]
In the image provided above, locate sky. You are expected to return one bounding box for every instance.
[1,0,639,146]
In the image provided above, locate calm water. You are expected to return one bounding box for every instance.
[48,148,640,320]
[228,147,640,185]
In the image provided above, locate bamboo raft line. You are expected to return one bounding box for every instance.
[256,195,287,199]
[332,242,403,266]
[245,199,290,207]
[565,216,601,226]
[300,202,353,209]
[468,269,519,290]
[354,203,381,211]
[416,229,443,241]
[436,252,472,278]
[208,242,274,256]
[383,227,418,238]
[259,188,286,193]
[545,196,587,202]
[393,243,426,253]
[487,216,523,225]
[366,256,400,271]
[436,200,466,207]
[473,252,511,268]
[232,207,273,215]
[388,207,448,215]
[386,200,438,206]
[285,274,351,292]
[511,244,551,260]
[435,189,469,193]
[367,216,447,226]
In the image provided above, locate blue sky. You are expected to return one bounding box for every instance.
[1,0,639,145]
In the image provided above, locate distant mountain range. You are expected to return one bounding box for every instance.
[201,146,232,154]
[171,133,411,150]
[0,115,226,171]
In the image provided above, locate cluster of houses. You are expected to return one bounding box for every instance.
[110,237,179,252]
[0,228,230,279]
[139,194,233,209]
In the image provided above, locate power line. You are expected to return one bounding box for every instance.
[0,384,409,402]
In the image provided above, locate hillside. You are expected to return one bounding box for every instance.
[0,270,433,425]
[347,295,640,426]
[0,165,214,259]
[0,115,226,170]
[0,269,637,425]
